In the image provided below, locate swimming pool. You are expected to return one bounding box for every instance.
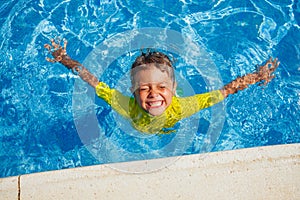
[0,0,299,177]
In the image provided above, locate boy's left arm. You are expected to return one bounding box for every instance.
[221,57,280,98]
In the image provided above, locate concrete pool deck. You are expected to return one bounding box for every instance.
[1,143,299,200]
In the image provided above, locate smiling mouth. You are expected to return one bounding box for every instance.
[146,100,163,108]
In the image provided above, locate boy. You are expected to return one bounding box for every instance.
[44,39,279,134]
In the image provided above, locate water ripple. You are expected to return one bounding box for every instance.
[0,0,299,177]
[184,6,258,24]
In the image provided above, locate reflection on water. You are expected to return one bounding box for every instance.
[0,0,299,177]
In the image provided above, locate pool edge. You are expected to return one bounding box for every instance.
[1,143,299,199]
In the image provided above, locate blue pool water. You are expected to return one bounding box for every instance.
[1,0,299,177]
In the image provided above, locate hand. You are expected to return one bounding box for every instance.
[44,38,83,74]
[44,38,67,63]
[257,57,280,85]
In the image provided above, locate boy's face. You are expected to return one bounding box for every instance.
[131,64,176,116]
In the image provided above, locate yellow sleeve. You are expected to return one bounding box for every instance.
[95,82,131,119]
[176,90,224,119]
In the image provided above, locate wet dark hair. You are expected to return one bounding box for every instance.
[131,51,173,69]
[130,51,175,86]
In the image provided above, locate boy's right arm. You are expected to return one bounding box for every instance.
[44,38,131,119]
[44,39,99,88]
[77,67,99,88]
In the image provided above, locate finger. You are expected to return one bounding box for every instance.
[46,57,56,63]
[51,39,60,49]
[274,58,280,67]
[273,60,280,70]
[63,38,68,50]
[51,39,56,46]
[271,58,278,66]
[44,44,51,51]
[268,57,273,63]
[270,59,280,73]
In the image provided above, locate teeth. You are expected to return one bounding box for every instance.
[148,101,162,107]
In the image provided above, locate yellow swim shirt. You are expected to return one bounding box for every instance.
[95,82,224,134]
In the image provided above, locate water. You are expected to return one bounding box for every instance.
[0,0,299,177]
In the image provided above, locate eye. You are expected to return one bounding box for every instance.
[159,85,166,89]
[139,86,149,91]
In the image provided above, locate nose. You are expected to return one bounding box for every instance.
[148,87,159,97]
